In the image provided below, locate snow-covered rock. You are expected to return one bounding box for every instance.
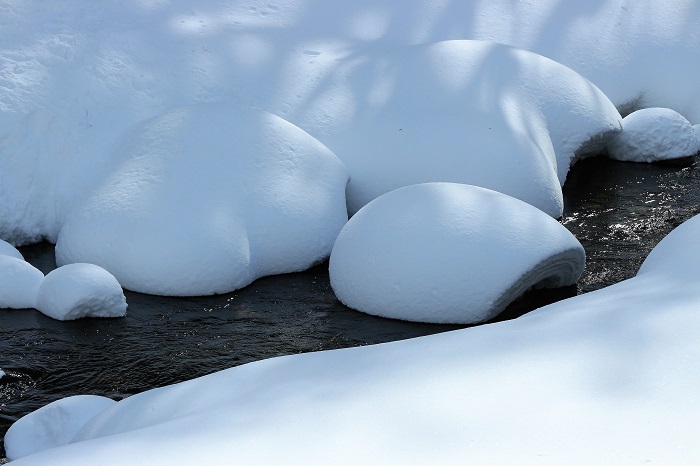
[607,108,698,162]
[34,263,127,321]
[694,125,700,153]
[4,395,117,461]
[0,255,43,309]
[282,40,621,217]
[0,368,5,379]
[55,104,348,296]
[329,183,585,324]
[9,216,700,465]
[0,239,24,260]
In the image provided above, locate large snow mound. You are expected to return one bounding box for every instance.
[607,108,698,162]
[9,215,700,465]
[0,239,23,260]
[4,395,117,461]
[330,183,585,324]
[55,104,348,296]
[281,40,621,217]
[0,255,43,309]
[35,263,127,321]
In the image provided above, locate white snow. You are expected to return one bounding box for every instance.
[277,40,620,217]
[607,108,699,162]
[34,263,127,321]
[55,104,348,296]
[0,368,5,379]
[0,239,23,260]
[694,124,700,153]
[0,255,43,309]
[330,183,585,324]
[4,395,117,461]
[8,215,700,465]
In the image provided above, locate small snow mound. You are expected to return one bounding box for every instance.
[638,214,700,281]
[329,183,585,324]
[0,368,5,379]
[35,263,127,321]
[4,395,117,461]
[607,108,697,162]
[694,124,700,153]
[0,255,44,309]
[0,239,24,260]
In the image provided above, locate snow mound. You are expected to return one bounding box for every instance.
[607,108,698,162]
[285,40,621,217]
[4,395,116,461]
[329,183,585,324]
[694,125,700,152]
[35,263,127,321]
[0,255,43,309]
[0,239,23,260]
[55,104,349,296]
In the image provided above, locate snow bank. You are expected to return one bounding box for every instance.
[0,239,23,260]
[330,183,585,324]
[4,395,117,461]
[694,125,700,152]
[607,108,698,162]
[9,216,700,464]
[35,263,127,321]
[7,0,698,244]
[0,255,43,309]
[55,104,348,296]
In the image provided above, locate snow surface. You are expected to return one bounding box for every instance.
[330,183,585,324]
[4,395,117,461]
[8,214,700,465]
[0,239,23,260]
[0,369,5,379]
[34,263,127,321]
[607,108,699,162]
[0,255,43,309]
[694,124,700,152]
[55,104,348,296]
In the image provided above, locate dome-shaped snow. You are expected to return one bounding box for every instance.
[329,183,585,324]
[607,108,698,162]
[56,104,349,296]
[0,255,43,309]
[35,263,127,321]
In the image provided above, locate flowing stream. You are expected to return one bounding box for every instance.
[1,155,699,461]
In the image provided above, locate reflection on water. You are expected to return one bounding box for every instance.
[1,156,698,461]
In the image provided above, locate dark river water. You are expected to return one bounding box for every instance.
[1,155,699,461]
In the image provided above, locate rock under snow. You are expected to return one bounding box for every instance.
[0,238,23,260]
[329,183,585,324]
[0,255,43,309]
[55,104,348,296]
[283,40,621,217]
[606,108,698,162]
[34,263,127,321]
[4,395,117,461]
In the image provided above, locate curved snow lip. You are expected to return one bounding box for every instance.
[4,395,117,461]
[0,255,44,309]
[55,104,349,297]
[329,182,585,324]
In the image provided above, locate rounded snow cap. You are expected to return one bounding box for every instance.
[35,263,127,320]
[329,182,585,324]
[0,255,43,309]
[607,108,698,162]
